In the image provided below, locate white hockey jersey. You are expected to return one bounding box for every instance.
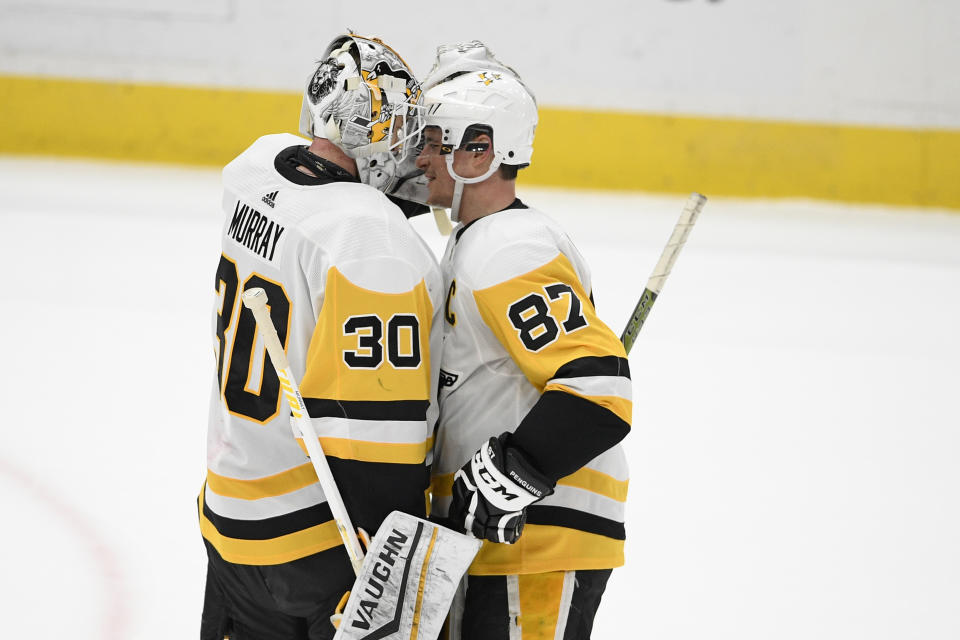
[200,133,444,568]
[432,200,632,576]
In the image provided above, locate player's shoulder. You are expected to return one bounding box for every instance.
[295,183,433,259]
[456,204,575,289]
[247,133,310,158]
[225,133,307,169]
[294,180,401,233]
[299,187,439,296]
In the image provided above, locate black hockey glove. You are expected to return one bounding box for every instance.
[449,432,555,544]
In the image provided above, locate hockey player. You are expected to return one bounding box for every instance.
[199,33,443,640]
[416,43,633,639]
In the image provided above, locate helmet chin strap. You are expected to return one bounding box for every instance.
[444,154,502,222]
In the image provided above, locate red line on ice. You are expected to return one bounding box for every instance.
[0,457,130,640]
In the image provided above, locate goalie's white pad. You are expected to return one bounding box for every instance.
[333,510,481,640]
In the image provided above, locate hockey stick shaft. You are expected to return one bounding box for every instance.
[620,192,706,354]
[241,287,365,576]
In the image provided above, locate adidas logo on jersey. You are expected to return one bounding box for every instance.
[262,191,279,208]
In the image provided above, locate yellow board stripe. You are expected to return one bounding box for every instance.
[206,463,318,500]
[0,74,298,166]
[2,74,957,209]
[432,467,628,502]
[529,106,960,209]
[198,489,342,565]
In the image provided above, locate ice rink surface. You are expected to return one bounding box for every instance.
[1,156,958,639]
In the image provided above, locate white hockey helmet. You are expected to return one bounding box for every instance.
[422,69,537,169]
[420,41,527,94]
[299,33,424,198]
[418,42,537,222]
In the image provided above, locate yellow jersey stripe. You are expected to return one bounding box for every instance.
[542,383,632,427]
[206,463,318,500]
[517,572,566,640]
[432,472,455,498]
[556,467,629,502]
[198,488,342,565]
[409,527,439,640]
[297,436,429,464]
[469,524,624,575]
[432,467,628,503]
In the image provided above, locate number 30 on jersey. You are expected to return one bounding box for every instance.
[342,314,422,369]
[216,253,425,423]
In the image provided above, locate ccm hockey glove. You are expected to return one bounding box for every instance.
[449,432,554,544]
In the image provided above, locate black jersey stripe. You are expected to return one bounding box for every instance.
[512,390,630,483]
[203,498,335,540]
[203,536,355,604]
[326,457,429,534]
[202,458,429,541]
[303,398,429,421]
[526,505,626,540]
[551,356,631,381]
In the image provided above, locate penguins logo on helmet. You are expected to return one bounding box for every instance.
[476,72,502,86]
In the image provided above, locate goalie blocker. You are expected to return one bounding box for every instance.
[333,511,481,640]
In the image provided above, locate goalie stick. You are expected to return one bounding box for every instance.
[241,288,366,574]
[620,192,706,354]
[241,288,480,640]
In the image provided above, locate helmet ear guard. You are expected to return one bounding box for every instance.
[461,124,493,153]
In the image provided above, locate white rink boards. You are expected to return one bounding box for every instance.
[0,156,958,639]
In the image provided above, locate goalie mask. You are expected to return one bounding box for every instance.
[419,41,538,222]
[299,33,426,203]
